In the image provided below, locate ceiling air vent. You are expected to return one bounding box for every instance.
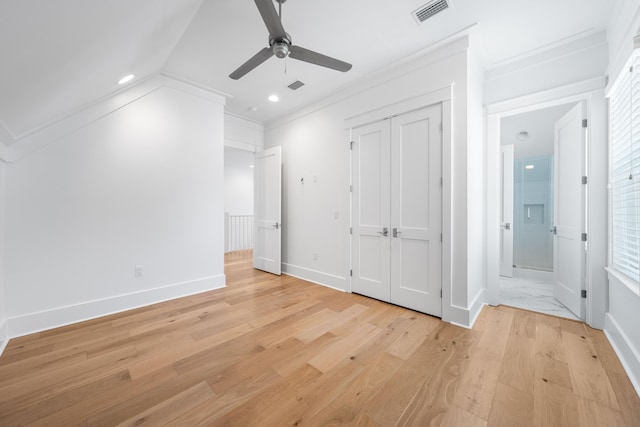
[412,0,450,24]
[288,80,305,90]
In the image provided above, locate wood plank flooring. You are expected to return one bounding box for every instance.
[0,250,638,426]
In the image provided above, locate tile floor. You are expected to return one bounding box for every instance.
[499,275,580,321]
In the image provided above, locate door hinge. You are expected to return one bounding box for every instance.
[440,233,443,242]
[582,119,588,128]
[440,177,443,186]
[350,185,353,192]
[350,227,353,235]
[439,122,443,132]
[440,289,443,298]
[350,141,354,150]
[581,289,587,299]
[582,233,588,242]
[350,269,353,277]
[582,176,588,185]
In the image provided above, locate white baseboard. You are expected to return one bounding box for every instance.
[8,275,226,338]
[0,318,8,356]
[604,313,640,397]
[445,289,487,329]
[281,263,347,292]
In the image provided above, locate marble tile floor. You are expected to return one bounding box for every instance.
[499,276,580,321]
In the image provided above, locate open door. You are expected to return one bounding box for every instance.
[500,145,514,277]
[553,103,585,318]
[254,147,281,275]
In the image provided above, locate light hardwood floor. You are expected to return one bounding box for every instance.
[1,250,638,426]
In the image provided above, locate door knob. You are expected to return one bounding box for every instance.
[393,228,402,237]
[500,223,511,230]
[273,222,280,229]
[550,226,556,234]
[377,227,388,236]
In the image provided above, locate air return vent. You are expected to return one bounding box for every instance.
[288,80,305,90]
[412,0,450,24]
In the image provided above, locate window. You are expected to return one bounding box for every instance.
[610,53,640,284]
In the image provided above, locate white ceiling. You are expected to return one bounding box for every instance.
[501,103,575,160]
[0,0,620,137]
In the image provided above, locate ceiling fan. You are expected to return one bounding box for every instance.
[229,0,352,80]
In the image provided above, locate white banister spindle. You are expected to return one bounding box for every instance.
[226,214,254,251]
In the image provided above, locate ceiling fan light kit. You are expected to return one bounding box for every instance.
[229,0,352,80]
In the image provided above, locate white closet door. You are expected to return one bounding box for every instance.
[390,105,442,316]
[351,120,392,302]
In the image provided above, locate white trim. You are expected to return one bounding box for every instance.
[344,85,452,129]
[486,77,605,116]
[281,263,347,292]
[605,313,640,397]
[7,275,226,338]
[606,267,640,297]
[224,139,261,152]
[0,319,8,356]
[468,290,487,329]
[1,74,227,163]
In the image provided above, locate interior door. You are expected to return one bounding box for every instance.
[351,120,392,302]
[553,103,585,318]
[390,105,442,316]
[500,145,514,277]
[254,146,282,275]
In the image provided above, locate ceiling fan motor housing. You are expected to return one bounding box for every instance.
[270,34,291,58]
[273,42,289,58]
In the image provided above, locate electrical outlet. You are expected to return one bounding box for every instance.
[313,252,318,261]
[135,265,144,277]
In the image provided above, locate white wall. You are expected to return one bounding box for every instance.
[485,32,608,106]
[4,85,226,337]
[224,164,253,215]
[466,48,486,322]
[265,36,482,326]
[0,159,6,353]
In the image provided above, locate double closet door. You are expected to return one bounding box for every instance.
[351,104,442,317]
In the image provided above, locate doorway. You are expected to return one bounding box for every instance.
[498,102,584,320]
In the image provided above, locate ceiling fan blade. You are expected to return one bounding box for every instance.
[254,0,287,40]
[229,47,274,80]
[289,45,352,72]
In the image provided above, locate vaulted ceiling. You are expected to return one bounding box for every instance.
[0,0,621,145]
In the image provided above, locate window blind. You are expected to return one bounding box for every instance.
[610,53,640,283]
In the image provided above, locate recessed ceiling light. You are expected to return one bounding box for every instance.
[249,165,254,168]
[268,94,279,102]
[118,74,134,85]
[516,131,529,141]
[248,106,258,112]
[525,164,535,170]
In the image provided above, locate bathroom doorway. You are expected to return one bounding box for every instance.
[499,102,583,320]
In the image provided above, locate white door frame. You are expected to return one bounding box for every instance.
[485,80,607,329]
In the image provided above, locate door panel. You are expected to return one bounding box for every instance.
[254,147,282,275]
[500,145,514,277]
[351,120,391,302]
[391,105,442,316]
[553,102,585,318]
